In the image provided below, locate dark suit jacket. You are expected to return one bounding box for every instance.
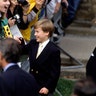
[0,64,39,96]
[22,39,61,93]
[86,47,96,82]
[0,77,10,96]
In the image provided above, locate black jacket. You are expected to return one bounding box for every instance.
[22,39,61,93]
[1,64,39,96]
[86,47,96,82]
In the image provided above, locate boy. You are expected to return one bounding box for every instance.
[22,19,61,96]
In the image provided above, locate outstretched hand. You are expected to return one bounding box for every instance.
[14,36,25,45]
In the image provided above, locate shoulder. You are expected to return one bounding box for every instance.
[27,39,38,46]
[49,41,60,52]
[29,39,37,44]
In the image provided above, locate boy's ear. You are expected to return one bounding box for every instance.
[46,31,49,36]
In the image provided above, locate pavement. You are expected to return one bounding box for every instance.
[59,34,96,63]
[58,32,96,79]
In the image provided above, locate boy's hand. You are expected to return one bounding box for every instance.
[14,36,22,44]
[39,87,49,95]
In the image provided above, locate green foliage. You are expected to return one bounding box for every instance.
[54,78,75,96]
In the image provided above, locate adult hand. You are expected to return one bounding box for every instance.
[35,0,45,10]
[8,18,16,27]
[39,87,49,95]
[54,2,61,13]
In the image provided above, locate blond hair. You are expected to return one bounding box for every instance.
[34,19,54,37]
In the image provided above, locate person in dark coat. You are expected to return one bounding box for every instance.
[86,47,96,83]
[0,38,39,96]
[22,19,61,96]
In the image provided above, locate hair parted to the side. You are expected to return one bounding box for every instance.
[0,38,21,63]
[34,19,55,37]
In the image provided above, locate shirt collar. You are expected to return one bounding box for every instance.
[3,63,16,72]
[39,39,50,48]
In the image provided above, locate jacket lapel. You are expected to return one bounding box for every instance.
[32,43,39,60]
[36,42,52,64]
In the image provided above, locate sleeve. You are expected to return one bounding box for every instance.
[21,40,32,55]
[27,6,39,22]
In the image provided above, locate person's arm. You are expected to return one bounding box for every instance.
[23,0,44,23]
[54,0,61,13]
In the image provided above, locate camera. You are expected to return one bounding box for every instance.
[12,14,20,23]
[17,0,28,6]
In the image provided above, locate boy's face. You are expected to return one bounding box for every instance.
[34,27,49,43]
[0,0,10,13]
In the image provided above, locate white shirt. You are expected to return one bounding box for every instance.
[36,39,50,58]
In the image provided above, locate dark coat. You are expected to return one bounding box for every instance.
[86,47,96,82]
[22,39,61,93]
[0,64,39,96]
[0,77,10,96]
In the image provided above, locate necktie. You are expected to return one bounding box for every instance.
[36,44,43,58]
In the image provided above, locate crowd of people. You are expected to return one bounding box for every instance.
[1,0,96,96]
[0,0,61,96]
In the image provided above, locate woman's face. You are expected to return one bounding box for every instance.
[0,0,10,13]
[10,0,18,6]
